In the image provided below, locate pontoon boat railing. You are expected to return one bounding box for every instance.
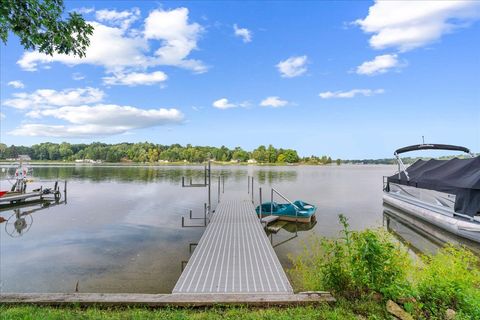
[394,144,473,156]
[393,143,475,181]
[395,154,410,181]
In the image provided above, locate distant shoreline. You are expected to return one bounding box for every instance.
[0,160,394,166]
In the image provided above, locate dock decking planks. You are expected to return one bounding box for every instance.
[173,200,293,294]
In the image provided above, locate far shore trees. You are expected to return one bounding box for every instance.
[0,142,333,165]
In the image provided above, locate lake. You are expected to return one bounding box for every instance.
[1,164,478,293]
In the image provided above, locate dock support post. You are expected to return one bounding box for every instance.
[204,203,207,226]
[64,180,67,203]
[207,161,211,215]
[251,177,254,204]
[247,176,250,194]
[259,187,262,222]
[218,176,221,203]
[204,164,207,185]
[222,175,225,193]
[270,188,274,216]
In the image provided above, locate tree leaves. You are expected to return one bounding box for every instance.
[1,0,93,57]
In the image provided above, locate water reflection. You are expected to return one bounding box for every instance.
[0,165,298,185]
[383,205,480,256]
[256,169,297,184]
[1,194,67,238]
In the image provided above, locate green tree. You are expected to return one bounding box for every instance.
[1,0,94,57]
[232,147,249,162]
[0,143,7,159]
[283,149,299,163]
[59,142,73,160]
[266,145,277,163]
[252,145,267,163]
[336,158,341,166]
[147,148,159,163]
[105,150,120,162]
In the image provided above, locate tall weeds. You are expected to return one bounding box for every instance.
[290,215,480,319]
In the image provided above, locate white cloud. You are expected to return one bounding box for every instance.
[2,87,104,110]
[233,24,252,43]
[17,7,206,74]
[72,73,85,81]
[319,89,385,99]
[72,7,94,14]
[11,104,183,137]
[18,22,149,72]
[355,1,480,52]
[213,98,236,109]
[95,8,140,30]
[7,80,25,89]
[103,71,168,86]
[276,55,308,78]
[260,96,288,108]
[0,112,5,119]
[356,54,399,75]
[144,7,206,73]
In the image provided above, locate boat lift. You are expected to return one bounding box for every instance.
[0,161,67,207]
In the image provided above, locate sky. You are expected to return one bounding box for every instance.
[1,1,479,159]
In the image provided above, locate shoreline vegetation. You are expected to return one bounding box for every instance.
[2,142,472,166]
[1,216,479,319]
[0,142,339,165]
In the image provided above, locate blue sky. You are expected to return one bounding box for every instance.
[1,1,479,159]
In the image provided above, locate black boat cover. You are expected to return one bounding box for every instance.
[387,156,480,216]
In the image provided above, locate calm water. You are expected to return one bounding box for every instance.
[1,164,478,293]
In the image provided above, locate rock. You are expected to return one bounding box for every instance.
[446,309,456,320]
[386,300,414,320]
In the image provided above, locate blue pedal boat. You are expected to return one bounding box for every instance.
[256,200,317,223]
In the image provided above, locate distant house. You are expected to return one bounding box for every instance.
[247,159,257,164]
[18,155,31,161]
[230,159,240,163]
[75,159,102,164]
[6,155,31,161]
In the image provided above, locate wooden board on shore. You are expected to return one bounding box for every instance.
[0,292,335,307]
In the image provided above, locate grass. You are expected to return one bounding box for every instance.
[0,302,384,320]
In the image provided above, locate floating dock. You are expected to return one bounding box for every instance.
[174,199,291,294]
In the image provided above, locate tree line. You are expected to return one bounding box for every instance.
[0,142,338,164]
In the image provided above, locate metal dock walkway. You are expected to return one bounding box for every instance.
[173,199,293,294]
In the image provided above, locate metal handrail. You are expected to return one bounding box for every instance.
[271,187,301,211]
[271,188,299,235]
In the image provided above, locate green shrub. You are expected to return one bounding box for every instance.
[415,245,480,318]
[290,215,480,319]
[290,215,413,300]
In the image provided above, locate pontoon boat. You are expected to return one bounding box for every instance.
[383,144,480,243]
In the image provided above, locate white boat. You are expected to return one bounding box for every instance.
[383,144,480,243]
